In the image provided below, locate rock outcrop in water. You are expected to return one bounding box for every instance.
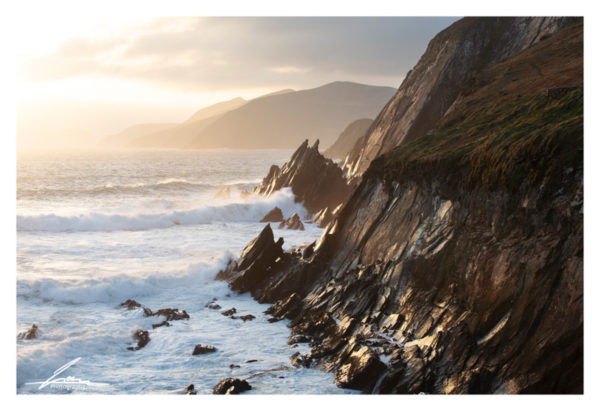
[260,207,284,223]
[278,213,305,230]
[212,378,252,394]
[128,330,150,351]
[18,324,39,340]
[217,19,583,394]
[254,139,353,227]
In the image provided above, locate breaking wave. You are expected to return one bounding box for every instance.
[17,188,305,233]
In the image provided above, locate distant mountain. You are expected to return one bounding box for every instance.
[99,97,247,148]
[186,82,395,150]
[182,97,246,124]
[101,123,177,147]
[324,118,373,161]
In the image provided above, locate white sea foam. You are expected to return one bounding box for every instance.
[17,188,306,233]
[17,254,232,305]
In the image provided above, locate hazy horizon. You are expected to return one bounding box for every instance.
[16,16,459,150]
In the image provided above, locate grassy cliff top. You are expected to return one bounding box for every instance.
[378,21,583,194]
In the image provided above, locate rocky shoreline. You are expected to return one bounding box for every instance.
[215,17,583,394]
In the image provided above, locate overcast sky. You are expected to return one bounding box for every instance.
[17,16,459,147]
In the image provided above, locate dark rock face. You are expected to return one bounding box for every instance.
[192,344,217,355]
[18,324,39,340]
[186,384,197,395]
[128,330,150,351]
[345,17,580,176]
[212,378,252,395]
[278,213,305,230]
[254,139,353,218]
[260,207,284,223]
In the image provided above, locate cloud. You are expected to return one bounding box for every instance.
[19,17,460,90]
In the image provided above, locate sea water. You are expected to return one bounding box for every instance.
[16,148,355,394]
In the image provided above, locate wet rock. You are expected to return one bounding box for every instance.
[152,320,171,329]
[212,378,252,395]
[215,225,285,294]
[128,330,150,351]
[260,206,284,223]
[142,307,153,317]
[120,299,142,310]
[267,317,282,323]
[221,308,237,317]
[206,302,221,310]
[239,314,256,322]
[278,213,305,230]
[192,344,217,355]
[18,324,39,340]
[185,384,197,395]
[229,364,240,369]
[290,352,311,368]
[245,359,258,363]
[151,308,190,321]
[334,347,387,391]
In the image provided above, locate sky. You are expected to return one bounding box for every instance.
[16,16,459,148]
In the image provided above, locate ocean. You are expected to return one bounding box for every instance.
[16,148,354,394]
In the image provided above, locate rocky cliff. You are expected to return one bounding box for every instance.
[218,19,583,394]
[345,17,580,176]
[254,139,353,223]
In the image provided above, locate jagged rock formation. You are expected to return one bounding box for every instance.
[217,20,583,394]
[255,139,353,221]
[345,17,580,177]
[278,213,305,230]
[324,118,373,161]
[260,207,284,223]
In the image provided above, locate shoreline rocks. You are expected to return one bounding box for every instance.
[127,330,150,351]
[192,344,217,355]
[212,378,252,395]
[18,324,39,340]
[260,206,284,223]
[278,213,305,230]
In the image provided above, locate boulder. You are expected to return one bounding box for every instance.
[334,347,387,391]
[127,330,150,351]
[260,207,284,223]
[239,314,256,322]
[221,308,237,317]
[185,384,197,395]
[192,344,217,355]
[18,324,39,340]
[148,308,190,321]
[278,213,305,230]
[212,378,252,395]
[120,299,142,310]
[290,352,311,368]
